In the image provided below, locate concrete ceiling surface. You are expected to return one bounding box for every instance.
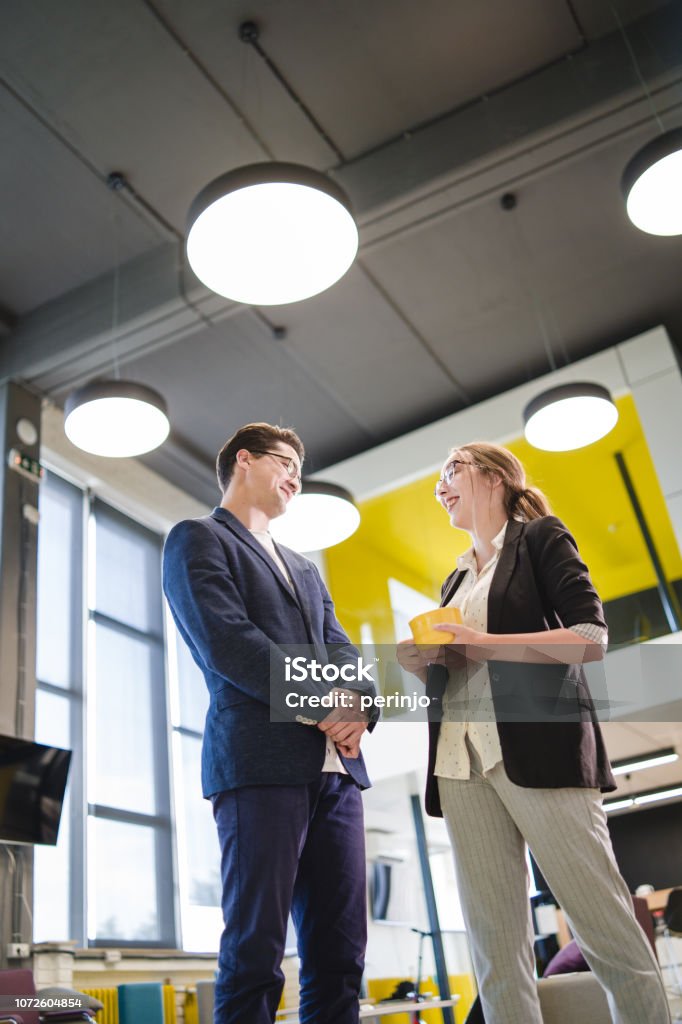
[1,0,682,499]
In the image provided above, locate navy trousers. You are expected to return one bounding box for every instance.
[211,772,366,1024]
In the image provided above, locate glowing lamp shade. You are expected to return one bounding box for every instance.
[269,482,360,552]
[523,382,618,452]
[622,128,682,236]
[64,381,170,458]
[186,162,359,305]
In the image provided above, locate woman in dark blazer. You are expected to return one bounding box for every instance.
[397,442,670,1024]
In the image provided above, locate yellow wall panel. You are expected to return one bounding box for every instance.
[326,395,682,636]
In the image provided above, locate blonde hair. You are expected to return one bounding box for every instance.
[453,441,551,521]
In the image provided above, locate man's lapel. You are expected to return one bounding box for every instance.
[211,507,301,606]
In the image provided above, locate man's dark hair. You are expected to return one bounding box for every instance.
[216,423,305,492]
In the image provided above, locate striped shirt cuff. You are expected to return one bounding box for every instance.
[570,621,608,648]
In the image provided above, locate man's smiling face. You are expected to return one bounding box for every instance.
[245,442,302,520]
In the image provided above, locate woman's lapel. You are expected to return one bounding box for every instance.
[487,518,524,633]
[440,569,467,608]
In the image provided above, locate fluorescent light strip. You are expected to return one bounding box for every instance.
[611,751,678,776]
[605,785,682,813]
[634,786,682,807]
[604,798,635,813]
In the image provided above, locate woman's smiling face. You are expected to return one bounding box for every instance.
[435,453,478,529]
[435,449,506,532]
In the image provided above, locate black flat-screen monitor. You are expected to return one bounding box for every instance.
[0,734,71,846]
[530,800,682,896]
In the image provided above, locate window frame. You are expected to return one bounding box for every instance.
[33,471,178,948]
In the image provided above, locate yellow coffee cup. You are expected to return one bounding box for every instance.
[409,607,462,644]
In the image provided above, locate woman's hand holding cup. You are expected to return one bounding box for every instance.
[397,607,465,682]
[396,638,436,682]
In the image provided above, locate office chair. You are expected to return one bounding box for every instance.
[0,970,97,1024]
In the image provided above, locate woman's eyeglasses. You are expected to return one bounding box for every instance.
[434,459,472,496]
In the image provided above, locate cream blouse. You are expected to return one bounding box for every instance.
[434,521,607,781]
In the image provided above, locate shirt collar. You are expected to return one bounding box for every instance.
[491,520,509,551]
[456,520,509,571]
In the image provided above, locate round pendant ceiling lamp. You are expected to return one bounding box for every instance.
[523,382,618,452]
[64,380,170,458]
[622,127,682,235]
[186,162,359,306]
[269,482,360,552]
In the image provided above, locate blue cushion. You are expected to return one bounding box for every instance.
[117,983,164,1024]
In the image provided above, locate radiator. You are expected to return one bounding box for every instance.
[182,989,199,1024]
[162,985,177,1024]
[81,987,119,1024]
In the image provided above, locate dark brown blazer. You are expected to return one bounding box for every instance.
[424,515,616,818]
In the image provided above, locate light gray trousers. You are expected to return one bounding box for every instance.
[438,753,671,1024]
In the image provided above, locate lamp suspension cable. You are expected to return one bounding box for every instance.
[63,173,171,458]
[185,20,358,306]
[611,4,665,136]
[108,181,122,380]
[238,25,471,397]
[613,4,682,236]
[106,170,216,333]
[499,193,618,450]
[141,0,275,160]
[238,20,346,165]
[499,191,568,374]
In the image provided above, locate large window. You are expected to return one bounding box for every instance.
[33,473,176,947]
[33,471,83,944]
[167,618,222,952]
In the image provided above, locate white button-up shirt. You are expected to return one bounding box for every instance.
[250,529,347,775]
[435,523,507,780]
[434,521,607,781]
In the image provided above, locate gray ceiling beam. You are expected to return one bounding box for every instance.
[0,242,237,391]
[333,2,682,214]
[140,430,219,507]
[2,2,680,392]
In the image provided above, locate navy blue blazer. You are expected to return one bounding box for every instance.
[424,516,616,817]
[163,507,374,797]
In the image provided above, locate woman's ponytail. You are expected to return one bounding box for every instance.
[509,485,552,521]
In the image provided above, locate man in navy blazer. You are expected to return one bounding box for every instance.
[163,422,375,1024]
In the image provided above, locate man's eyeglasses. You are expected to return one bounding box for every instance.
[434,459,472,496]
[251,450,302,484]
